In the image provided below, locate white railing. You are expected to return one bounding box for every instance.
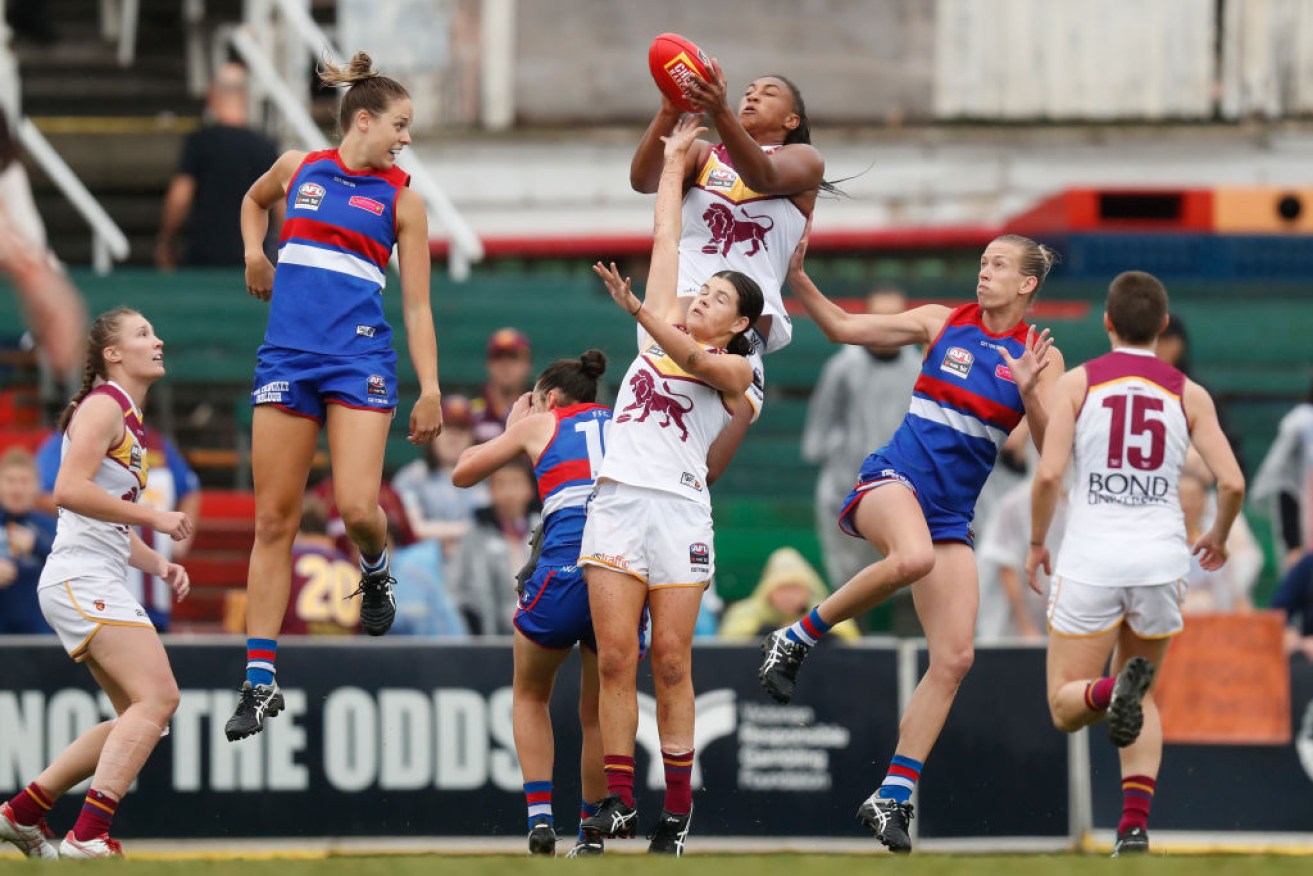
[0,0,130,274]
[15,119,131,274]
[236,0,484,280]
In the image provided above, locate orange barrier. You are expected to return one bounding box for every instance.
[1155,610,1290,745]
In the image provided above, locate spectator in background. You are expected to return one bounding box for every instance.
[155,62,280,269]
[1272,551,1313,660]
[0,448,55,635]
[721,547,859,642]
[388,536,468,637]
[801,288,921,631]
[392,394,487,557]
[472,328,533,444]
[224,496,365,637]
[1251,376,1313,570]
[0,111,86,376]
[35,425,200,632]
[309,472,417,561]
[1178,463,1262,613]
[1155,312,1245,473]
[281,497,360,636]
[976,474,1066,642]
[450,459,538,636]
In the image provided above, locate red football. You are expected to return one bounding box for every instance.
[648,33,711,112]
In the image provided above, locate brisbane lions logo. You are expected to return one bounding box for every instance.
[616,369,694,442]
[701,203,774,257]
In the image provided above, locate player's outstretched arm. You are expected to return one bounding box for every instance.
[1185,380,1246,570]
[630,93,706,193]
[786,222,944,348]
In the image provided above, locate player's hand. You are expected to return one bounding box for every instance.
[660,115,707,160]
[788,217,813,280]
[1025,544,1051,595]
[244,253,275,302]
[0,558,16,588]
[6,523,35,557]
[682,58,729,115]
[1000,325,1055,396]
[507,391,534,426]
[592,262,643,317]
[408,391,443,445]
[153,510,193,542]
[1192,529,1230,571]
[162,562,190,601]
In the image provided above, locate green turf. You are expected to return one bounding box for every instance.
[1,853,1307,875]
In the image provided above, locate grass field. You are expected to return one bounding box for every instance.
[2,853,1311,875]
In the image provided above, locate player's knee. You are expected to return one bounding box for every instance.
[253,509,297,546]
[931,643,974,682]
[595,645,638,686]
[147,678,181,721]
[891,547,935,584]
[650,646,690,690]
[334,498,377,535]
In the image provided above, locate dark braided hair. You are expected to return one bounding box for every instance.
[57,307,139,433]
[319,51,410,135]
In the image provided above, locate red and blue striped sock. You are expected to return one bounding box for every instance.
[360,547,390,577]
[246,638,277,687]
[877,754,923,804]
[1084,677,1115,712]
[71,788,117,842]
[578,799,600,841]
[784,607,833,647]
[1119,775,1156,833]
[604,754,636,808]
[7,782,53,826]
[662,748,695,815]
[524,780,552,829]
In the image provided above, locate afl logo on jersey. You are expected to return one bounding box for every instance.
[940,346,974,379]
[129,444,143,471]
[706,167,736,190]
[94,600,106,612]
[367,375,388,397]
[295,182,325,211]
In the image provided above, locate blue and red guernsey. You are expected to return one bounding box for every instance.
[267,149,410,355]
[533,403,611,567]
[882,303,1029,513]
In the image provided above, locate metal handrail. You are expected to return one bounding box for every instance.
[15,121,130,274]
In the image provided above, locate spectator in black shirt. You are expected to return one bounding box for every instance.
[155,62,280,269]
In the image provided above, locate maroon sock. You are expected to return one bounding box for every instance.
[71,788,118,842]
[1084,677,1115,711]
[7,783,53,826]
[603,755,636,808]
[661,749,694,815]
[1118,775,1156,833]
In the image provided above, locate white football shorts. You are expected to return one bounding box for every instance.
[578,482,714,589]
[39,576,155,661]
[1047,576,1185,639]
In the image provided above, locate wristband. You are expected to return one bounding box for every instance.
[630,301,644,317]
[1029,540,1044,547]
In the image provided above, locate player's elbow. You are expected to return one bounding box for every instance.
[1218,474,1246,504]
[450,466,477,489]
[1033,464,1063,492]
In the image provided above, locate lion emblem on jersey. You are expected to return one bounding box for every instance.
[616,369,694,442]
[701,203,774,257]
